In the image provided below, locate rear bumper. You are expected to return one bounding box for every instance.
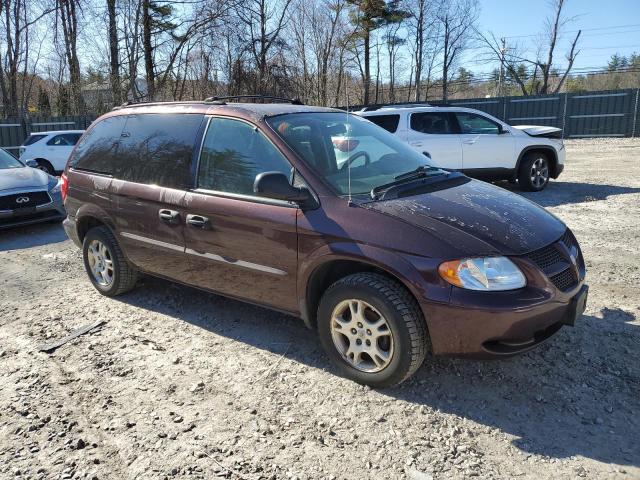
[421,280,587,358]
[63,216,82,248]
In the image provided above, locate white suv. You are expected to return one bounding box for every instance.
[357,105,565,191]
[19,130,84,175]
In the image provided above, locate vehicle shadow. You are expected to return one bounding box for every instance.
[496,181,640,208]
[0,222,67,252]
[116,276,640,469]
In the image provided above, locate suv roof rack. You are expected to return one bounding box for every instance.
[360,102,432,112]
[204,95,304,105]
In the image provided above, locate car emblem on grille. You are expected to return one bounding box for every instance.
[16,196,30,204]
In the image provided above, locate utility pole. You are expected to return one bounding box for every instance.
[498,37,506,97]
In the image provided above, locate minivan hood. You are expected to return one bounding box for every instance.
[367,178,565,256]
[0,167,48,192]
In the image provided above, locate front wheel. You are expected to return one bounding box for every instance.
[518,152,550,191]
[317,273,429,388]
[34,159,55,175]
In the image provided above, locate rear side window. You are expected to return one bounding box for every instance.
[197,117,292,196]
[410,112,456,134]
[71,116,127,174]
[114,113,204,189]
[366,114,400,133]
[22,134,46,146]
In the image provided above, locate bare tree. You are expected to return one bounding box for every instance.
[236,0,294,94]
[478,0,581,95]
[106,0,120,105]
[55,0,85,113]
[436,0,478,101]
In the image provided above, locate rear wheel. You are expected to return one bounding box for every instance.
[34,159,55,175]
[317,273,428,388]
[518,152,550,191]
[82,226,138,296]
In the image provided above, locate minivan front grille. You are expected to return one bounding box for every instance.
[523,229,584,292]
[0,191,51,210]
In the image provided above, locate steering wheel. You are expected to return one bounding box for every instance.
[339,151,370,171]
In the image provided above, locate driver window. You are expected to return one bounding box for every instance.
[455,112,500,134]
[197,118,292,196]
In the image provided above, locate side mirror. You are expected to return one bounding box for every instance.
[498,126,510,134]
[254,172,315,208]
[26,159,38,168]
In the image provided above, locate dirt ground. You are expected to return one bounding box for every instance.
[1,138,639,480]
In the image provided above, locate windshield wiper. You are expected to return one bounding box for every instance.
[393,165,441,181]
[371,165,445,200]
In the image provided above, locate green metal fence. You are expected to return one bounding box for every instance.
[353,88,640,139]
[0,115,97,156]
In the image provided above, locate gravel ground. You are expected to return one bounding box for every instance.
[1,138,639,480]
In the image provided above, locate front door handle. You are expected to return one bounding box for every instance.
[462,139,476,145]
[186,214,211,229]
[410,141,424,147]
[158,209,180,224]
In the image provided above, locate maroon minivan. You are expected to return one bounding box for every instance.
[62,97,588,387]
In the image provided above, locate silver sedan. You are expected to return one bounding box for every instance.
[0,149,65,229]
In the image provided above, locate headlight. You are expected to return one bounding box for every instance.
[48,176,62,194]
[438,257,526,291]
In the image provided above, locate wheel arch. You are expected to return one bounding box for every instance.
[515,146,559,179]
[299,246,429,331]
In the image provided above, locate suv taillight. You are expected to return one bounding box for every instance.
[61,173,69,202]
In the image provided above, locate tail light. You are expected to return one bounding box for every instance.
[61,173,69,202]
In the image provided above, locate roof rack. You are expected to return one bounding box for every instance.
[204,95,304,105]
[359,102,432,112]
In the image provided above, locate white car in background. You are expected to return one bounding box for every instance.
[19,130,84,175]
[356,105,565,191]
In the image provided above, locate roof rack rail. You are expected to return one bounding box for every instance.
[203,95,304,105]
[360,102,432,112]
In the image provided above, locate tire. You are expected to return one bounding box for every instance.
[518,152,550,191]
[34,159,55,176]
[317,273,429,388]
[82,226,138,296]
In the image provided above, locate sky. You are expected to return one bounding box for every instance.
[472,0,640,74]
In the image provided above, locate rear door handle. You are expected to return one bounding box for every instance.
[462,139,476,144]
[410,141,424,147]
[158,209,180,224]
[186,214,211,229]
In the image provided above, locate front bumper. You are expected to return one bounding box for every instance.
[421,272,587,358]
[0,190,65,230]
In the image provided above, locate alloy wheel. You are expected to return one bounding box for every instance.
[330,299,394,373]
[87,239,114,287]
[530,157,549,189]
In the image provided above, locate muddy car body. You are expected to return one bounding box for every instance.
[62,99,588,387]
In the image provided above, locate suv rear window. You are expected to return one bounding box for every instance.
[410,112,456,134]
[22,134,46,146]
[114,113,204,189]
[71,116,127,174]
[366,114,400,133]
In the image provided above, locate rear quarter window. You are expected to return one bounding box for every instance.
[114,113,204,189]
[365,114,400,133]
[70,116,127,175]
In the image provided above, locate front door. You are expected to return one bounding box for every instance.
[405,111,462,169]
[454,112,515,171]
[183,117,299,313]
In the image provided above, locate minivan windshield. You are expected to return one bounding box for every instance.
[0,149,23,169]
[267,112,444,196]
